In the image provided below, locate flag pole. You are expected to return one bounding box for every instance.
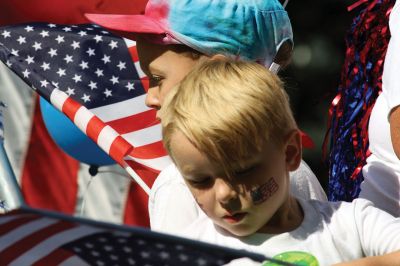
[124,165,151,195]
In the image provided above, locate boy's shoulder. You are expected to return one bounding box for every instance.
[303,197,392,230]
[304,198,375,216]
[152,163,184,190]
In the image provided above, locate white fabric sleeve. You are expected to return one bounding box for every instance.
[353,199,400,255]
[149,164,200,234]
[289,160,327,201]
[382,0,400,113]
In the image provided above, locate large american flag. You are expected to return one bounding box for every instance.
[0,207,276,266]
[0,22,171,193]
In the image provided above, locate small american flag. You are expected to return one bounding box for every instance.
[0,23,171,193]
[0,207,273,266]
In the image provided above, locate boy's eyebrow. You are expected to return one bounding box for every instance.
[179,165,211,179]
[180,165,197,175]
[231,158,260,171]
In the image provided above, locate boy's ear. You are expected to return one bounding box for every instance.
[284,130,302,171]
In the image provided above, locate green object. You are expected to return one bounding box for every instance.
[262,251,319,266]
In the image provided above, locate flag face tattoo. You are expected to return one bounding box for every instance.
[250,177,279,205]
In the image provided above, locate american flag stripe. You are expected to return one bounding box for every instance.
[0,213,37,226]
[126,39,139,61]
[62,98,82,121]
[128,155,172,172]
[4,223,104,266]
[2,220,77,265]
[131,58,150,92]
[123,123,162,147]
[135,61,147,79]
[90,94,150,122]
[97,126,121,156]
[49,88,69,111]
[141,78,150,92]
[10,222,104,266]
[86,116,106,143]
[91,96,160,136]
[29,225,102,266]
[33,249,73,266]
[131,141,168,159]
[0,218,58,251]
[75,107,96,135]
[0,214,41,236]
[107,109,158,134]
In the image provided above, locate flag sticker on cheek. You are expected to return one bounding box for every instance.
[250,177,279,205]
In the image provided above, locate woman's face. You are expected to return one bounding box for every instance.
[136,39,205,110]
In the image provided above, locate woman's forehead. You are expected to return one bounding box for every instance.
[136,39,169,65]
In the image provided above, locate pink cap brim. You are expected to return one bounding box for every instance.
[85,13,165,35]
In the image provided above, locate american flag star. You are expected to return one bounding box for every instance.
[0,22,171,193]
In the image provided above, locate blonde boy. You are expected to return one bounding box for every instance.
[159,60,400,265]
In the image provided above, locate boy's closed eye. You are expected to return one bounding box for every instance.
[234,164,259,177]
[186,176,213,188]
[186,165,260,187]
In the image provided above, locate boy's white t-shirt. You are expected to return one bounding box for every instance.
[180,198,400,266]
[360,0,400,216]
[149,160,327,234]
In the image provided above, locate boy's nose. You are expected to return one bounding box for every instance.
[215,178,238,205]
[145,87,161,110]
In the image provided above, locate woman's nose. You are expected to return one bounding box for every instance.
[145,87,161,110]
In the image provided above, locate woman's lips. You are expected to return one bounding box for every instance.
[222,212,247,224]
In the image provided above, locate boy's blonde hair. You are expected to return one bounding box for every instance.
[159,59,297,176]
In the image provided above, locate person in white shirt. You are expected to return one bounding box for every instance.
[360,0,400,216]
[87,0,327,234]
[158,59,400,265]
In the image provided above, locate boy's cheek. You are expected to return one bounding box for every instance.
[193,195,210,216]
[250,177,279,205]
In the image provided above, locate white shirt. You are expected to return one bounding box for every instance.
[181,198,400,266]
[149,160,327,234]
[360,0,400,216]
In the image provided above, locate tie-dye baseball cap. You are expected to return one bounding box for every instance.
[86,0,293,67]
